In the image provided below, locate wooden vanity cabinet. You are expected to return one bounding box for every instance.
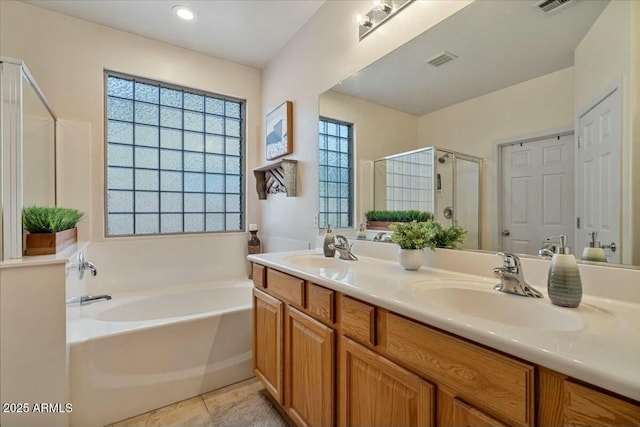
[252,264,640,427]
[253,288,283,403]
[285,306,334,427]
[339,336,435,427]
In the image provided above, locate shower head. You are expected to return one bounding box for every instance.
[438,153,450,163]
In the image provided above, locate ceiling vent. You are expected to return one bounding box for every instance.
[425,51,458,67]
[535,0,573,14]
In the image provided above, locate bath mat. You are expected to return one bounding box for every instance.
[209,390,291,427]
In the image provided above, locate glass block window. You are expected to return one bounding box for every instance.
[105,72,244,236]
[318,117,352,229]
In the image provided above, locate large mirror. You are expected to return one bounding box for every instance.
[319,0,640,267]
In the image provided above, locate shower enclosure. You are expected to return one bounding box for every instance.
[373,146,482,249]
[0,57,56,259]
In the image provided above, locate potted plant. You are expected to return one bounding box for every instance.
[365,210,433,230]
[389,220,434,270]
[422,220,467,250]
[22,206,83,255]
[390,220,468,270]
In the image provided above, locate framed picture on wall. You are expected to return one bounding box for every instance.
[265,101,293,160]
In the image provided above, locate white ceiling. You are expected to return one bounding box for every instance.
[23,0,325,69]
[332,0,609,116]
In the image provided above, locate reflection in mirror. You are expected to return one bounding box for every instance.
[319,0,640,267]
[373,147,481,249]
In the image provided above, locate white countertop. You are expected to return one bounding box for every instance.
[248,249,640,401]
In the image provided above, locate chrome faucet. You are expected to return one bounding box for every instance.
[330,235,358,261]
[66,252,98,279]
[373,232,391,242]
[493,252,543,298]
[538,243,555,258]
[66,294,112,305]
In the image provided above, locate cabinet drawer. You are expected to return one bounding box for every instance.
[341,296,376,346]
[564,380,640,426]
[384,313,534,427]
[252,264,266,288]
[307,283,334,325]
[266,269,305,308]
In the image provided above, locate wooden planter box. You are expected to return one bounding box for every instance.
[366,221,395,230]
[25,227,77,256]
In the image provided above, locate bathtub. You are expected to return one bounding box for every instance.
[67,279,254,427]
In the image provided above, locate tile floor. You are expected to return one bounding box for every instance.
[107,377,294,427]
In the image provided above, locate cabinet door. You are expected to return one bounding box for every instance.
[253,288,283,403]
[285,306,335,427]
[564,380,640,426]
[453,398,508,427]
[339,336,435,427]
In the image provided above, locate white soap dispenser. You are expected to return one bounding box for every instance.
[323,225,336,257]
[546,235,582,308]
[581,232,607,263]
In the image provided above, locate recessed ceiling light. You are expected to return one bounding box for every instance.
[172,5,195,21]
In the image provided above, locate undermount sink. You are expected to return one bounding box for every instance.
[410,285,585,331]
[284,254,349,270]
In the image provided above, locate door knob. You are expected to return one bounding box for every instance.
[502,230,511,236]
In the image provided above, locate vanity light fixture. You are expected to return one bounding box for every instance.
[172,5,195,21]
[356,0,414,40]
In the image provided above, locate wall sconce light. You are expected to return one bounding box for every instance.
[356,0,414,40]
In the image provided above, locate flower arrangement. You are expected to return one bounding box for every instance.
[22,206,84,233]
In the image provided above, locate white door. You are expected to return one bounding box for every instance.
[500,134,574,255]
[576,88,621,263]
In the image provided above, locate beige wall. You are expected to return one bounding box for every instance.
[319,90,420,222]
[417,67,575,249]
[260,0,472,246]
[574,0,638,264]
[0,1,261,248]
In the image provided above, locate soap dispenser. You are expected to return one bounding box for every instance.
[581,232,607,263]
[546,235,582,308]
[323,225,336,257]
[356,223,367,240]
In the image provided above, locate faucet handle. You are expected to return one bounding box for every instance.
[497,251,521,269]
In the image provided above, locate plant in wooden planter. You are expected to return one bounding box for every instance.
[23,206,83,255]
[365,210,433,230]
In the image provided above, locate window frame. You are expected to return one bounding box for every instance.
[103,70,246,238]
[318,116,354,230]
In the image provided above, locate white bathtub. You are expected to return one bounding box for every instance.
[67,279,254,427]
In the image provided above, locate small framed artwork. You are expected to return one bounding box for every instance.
[266,101,293,160]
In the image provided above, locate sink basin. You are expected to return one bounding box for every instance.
[284,254,349,270]
[412,286,585,331]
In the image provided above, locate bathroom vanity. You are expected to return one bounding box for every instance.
[248,249,640,427]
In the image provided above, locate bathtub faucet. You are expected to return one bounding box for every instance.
[66,295,112,305]
[67,252,98,279]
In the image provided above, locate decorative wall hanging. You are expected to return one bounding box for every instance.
[265,100,293,160]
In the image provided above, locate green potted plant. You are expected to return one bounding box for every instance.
[422,220,467,250]
[365,210,433,230]
[23,206,83,255]
[389,220,467,270]
[389,220,434,270]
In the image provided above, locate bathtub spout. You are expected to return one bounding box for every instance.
[66,295,112,305]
